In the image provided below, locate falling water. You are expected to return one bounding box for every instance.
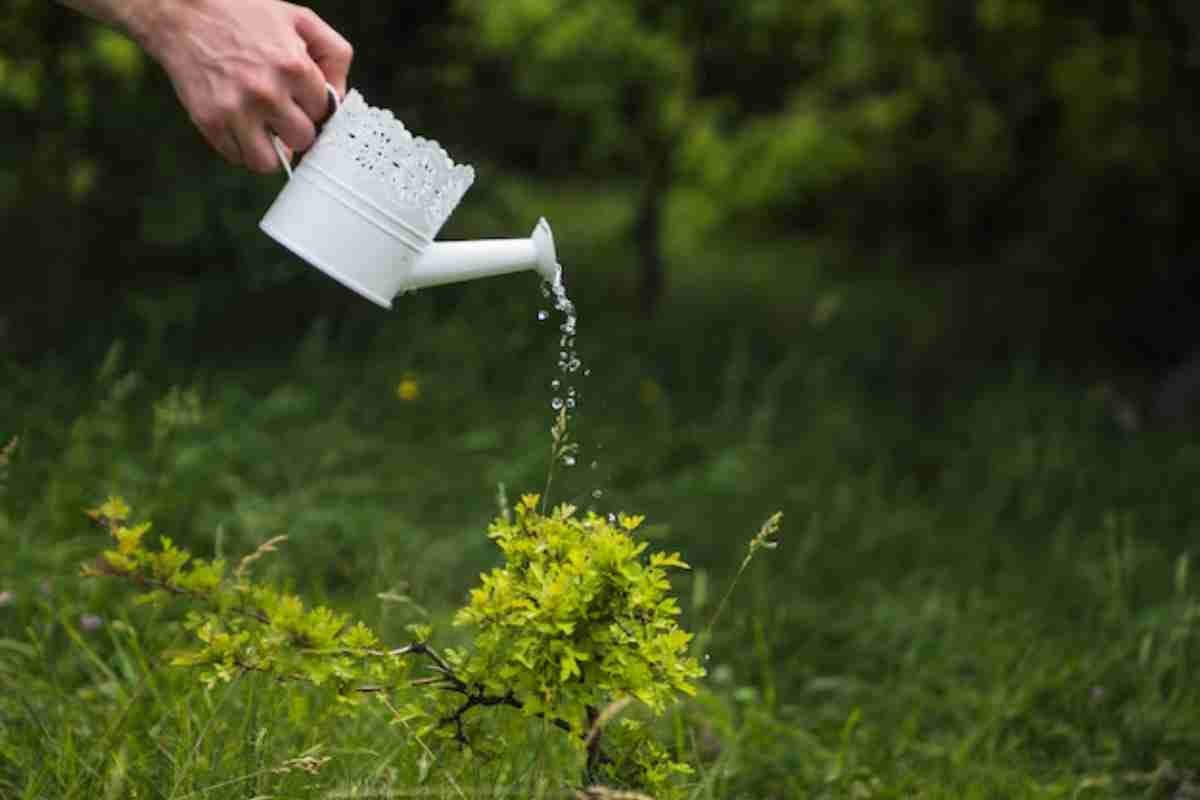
[536,265,611,506]
[540,265,581,421]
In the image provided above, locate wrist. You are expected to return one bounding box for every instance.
[120,0,180,60]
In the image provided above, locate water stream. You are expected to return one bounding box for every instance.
[540,266,603,499]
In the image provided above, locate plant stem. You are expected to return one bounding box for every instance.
[702,550,754,643]
[699,512,782,647]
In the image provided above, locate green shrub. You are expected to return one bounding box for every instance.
[83,492,707,796]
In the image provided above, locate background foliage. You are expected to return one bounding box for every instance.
[3,0,1200,361]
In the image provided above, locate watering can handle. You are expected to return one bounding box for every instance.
[271,83,341,179]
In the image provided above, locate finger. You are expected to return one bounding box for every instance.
[293,7,354,96]
[267,100,317,153]
[221,126,245,167]
[198,121,243,167]
[234,119,284,175]
[288,57,332,124]
[275,41,329,123]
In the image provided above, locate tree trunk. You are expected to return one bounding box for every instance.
[634,146,672,319]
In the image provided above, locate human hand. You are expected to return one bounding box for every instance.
[132,0,353,173]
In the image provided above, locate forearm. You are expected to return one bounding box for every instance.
[56,0,165,50]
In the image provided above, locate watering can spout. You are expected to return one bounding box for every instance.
[406,218,559,291]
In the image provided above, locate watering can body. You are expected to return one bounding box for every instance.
[259,89,558,308]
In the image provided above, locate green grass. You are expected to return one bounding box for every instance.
[2,183,1200,798]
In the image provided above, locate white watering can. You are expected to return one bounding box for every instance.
[260,87,558,308]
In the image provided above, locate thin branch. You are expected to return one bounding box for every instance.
[86,559,272,625]
[375,693,469,800]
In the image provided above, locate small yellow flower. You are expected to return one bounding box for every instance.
[639,378,662,407]
[396,376,421,402]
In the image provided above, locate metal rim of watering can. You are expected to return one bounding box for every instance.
[270,83,341,179]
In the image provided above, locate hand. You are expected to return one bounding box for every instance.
[134,0,353,173]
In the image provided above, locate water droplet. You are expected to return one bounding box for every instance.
[542,268,586,427]
[584,369,591,377]
[564,456,576,467]
[592,489,603,499]
[590,460,599,469]
[704,653,711,662]
[607,513,617,524]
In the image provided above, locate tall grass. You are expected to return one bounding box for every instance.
[2,184,1199,797]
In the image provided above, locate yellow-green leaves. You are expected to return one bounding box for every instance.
[457,503,704,727]
[87,496,130,525]
[174,558,224,594]
[101,549,135,573]
[593,717,695,797]
[649,551,688,570]
[560,650,581,681]
[618,513,645,531]
[114,522,151,554]
[85,497,701,796]
[341,622,378,650]
[83,500,409,697]
[517,493,541,515]
[404,624,432,644]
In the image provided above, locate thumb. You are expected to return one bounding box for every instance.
[293,7,354,96]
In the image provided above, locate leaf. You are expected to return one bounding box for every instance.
[618,513,646,531]
[87,497,130,525]
[133,590,169,606]
[0,639,35,658]
[114,522,152,554]
[391,703,427,725]
[405,624,433,643]
[560,651,580,681]
[102,549,135,573]
[517,494,541,514]
[168,649,208,668]
[341,622,379,650]
[650,552,689,570]
[176,559,224,593]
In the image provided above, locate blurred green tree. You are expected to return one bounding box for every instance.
[697,1,1200,298]
[4,0,1200,358]
[458,0,703,316]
